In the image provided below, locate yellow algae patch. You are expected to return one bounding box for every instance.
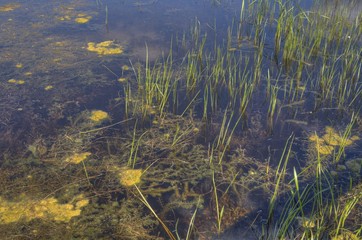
[75,13,92,24]
[118,168,142,187]
[0,194,89,224]
[122,65,130,71]
[89,110,109,122]
[316,143,334,155]
[8,79,25,85]
[0,3,20,12]
[87,41,123,55]
[322,126,359,146]
[309,126,360,155]
[44,85,53,91]
[118,77,127,83]
[58,15,71,21]
[65,152,91,164]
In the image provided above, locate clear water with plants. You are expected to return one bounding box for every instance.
[0,0,361,239]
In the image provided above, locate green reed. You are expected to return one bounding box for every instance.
[212,170,224,235]
[267,135,294,224]
[214,109,242,164]
[127,121,147,168]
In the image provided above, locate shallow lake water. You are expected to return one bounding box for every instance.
[0,0,361,239]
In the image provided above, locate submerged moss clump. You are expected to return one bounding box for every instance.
[87,41,124,55]
[0,194,89,224]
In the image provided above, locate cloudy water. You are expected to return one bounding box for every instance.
[0,0,361,239]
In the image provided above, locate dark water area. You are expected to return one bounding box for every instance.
[0,0,361,239]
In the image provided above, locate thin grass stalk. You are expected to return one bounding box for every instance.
[212,171,224,235]
[335,113,357,163]
[185,197,201,240]
[267,135,294,223]
[134,185,176,240]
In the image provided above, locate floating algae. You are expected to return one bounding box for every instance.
[0,3,20,12]
[87,41,123,55]
[7,79,25,85]
[118,167,143,187]
[75,13,92,24]
[118,77,127,83]
[65,152,91,164]
[89,110,109,123]
[44,85,53,91]
[309,126,359,155]
[0,194,89,224]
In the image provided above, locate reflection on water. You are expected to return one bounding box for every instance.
[0,0,361,239]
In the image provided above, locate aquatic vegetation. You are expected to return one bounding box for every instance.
[87,41,124,55]
[65,152,91,164]
[309,126,359,155]
[89,110,109,123]
[0,3,20,12]
[0,194,88,224]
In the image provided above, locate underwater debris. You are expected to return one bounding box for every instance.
[75,13,92,24]
[0,3,20,12]
[87,41,123,55]
[0,194,89,224]
[7,79,25,85]
[89,110,109,123]
[118,167,142,187]
[309,126,359,155]
[65,152,91,164]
